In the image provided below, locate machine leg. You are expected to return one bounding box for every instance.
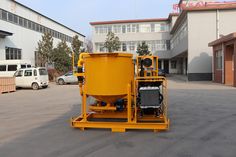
[127,84,132,123]
[112,128,126,133]
[80,128,85,131]
[154,129,159,133]
[82,93,87,121]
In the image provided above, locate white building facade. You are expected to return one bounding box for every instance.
[0,0,85,66]
[90,1,236,81]
[90,14,178,74]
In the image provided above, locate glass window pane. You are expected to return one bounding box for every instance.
[24,70,32,76]
[151,23,155,32]
[27,21,32,29]
[2,10,7,20]
[23,19,28,27]
[6,48,9,60]
[127,25,131,32]
[39,68,48,75]
[108,26,112,33]
[132,24,136,32]
[17,49,21,59]
[8,12,13,22]
[15,70,23,77]
[122,43,127,51]
[8,65,17,71]
[13,15,18,24]
[32,22,36,30]
[136,24,139,32]
[19,17,23,26]
[36,24,40,32]
[34,69,37,76]
[122,25,126,33]
[21,64,26,69]
[0,65,6,71]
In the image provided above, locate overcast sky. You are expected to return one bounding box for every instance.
[16,0,232,37]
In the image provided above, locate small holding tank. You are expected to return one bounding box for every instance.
[71,52,169,132]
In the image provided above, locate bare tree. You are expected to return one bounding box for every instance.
[85,37,93,53]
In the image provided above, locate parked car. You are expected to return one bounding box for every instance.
[14,67,49,90]
[158,69,166,77]
[56,71,78,85]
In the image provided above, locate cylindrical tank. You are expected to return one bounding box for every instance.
[83,53,134,103]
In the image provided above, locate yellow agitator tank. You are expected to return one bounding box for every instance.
[83,53,134,104]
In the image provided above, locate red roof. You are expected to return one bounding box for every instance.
[182,2,236,11]
[209,32,236,46]
[170,2,236,34]
[90,18,168,25]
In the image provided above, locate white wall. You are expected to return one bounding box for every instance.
[188,11,217,74]
[188,10,236,74]
[0,0,84,41]
[0,0,85,65]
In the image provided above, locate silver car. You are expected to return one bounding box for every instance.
[56,71,78,85]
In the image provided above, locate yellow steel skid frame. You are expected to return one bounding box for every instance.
[70,76,169,132]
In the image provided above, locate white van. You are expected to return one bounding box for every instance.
[14,67,49,90]
[0,60,32,77]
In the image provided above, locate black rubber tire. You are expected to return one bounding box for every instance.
[42,85,48,89]
[32,83,39,90]
[58,79,65,85]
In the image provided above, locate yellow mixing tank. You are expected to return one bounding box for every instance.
[83,53,134,103]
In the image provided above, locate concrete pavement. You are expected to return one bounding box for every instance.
[0,80,236,157]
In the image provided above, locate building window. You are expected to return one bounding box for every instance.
[171,60,177,69]
[23,18,28,27]
[216,50,222,70]
[0,9,2,19]
[122,43,127,51]
[160,23,168,32]
[132,24,136,32]
[140,24,151,33]
[108,26,112,33]
[136,24,139,32]
[8,12,13,22]
[129,42,135,51]
[113,25,121,33]
[166,40,171,50]
[0,8,81,43]
[6,47,22,60]
[155,24,161,32]
[28,21,32,29]
[0,65,6,71]
[1,10,7,21]
[151,23,155,32]
[19,17,23,26]
[8,65,17,71]
[127,25,131,33]
[122,25,126,33]
[13,14,18,24]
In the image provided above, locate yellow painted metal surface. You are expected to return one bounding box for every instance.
[71,53,169,132]
[83,53,134,103]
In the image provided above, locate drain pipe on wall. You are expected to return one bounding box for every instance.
[213,9,220,82]
[216,9,224,84]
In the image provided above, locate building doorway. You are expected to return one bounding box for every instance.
[225,45,234,85]
[164,60,169,74]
